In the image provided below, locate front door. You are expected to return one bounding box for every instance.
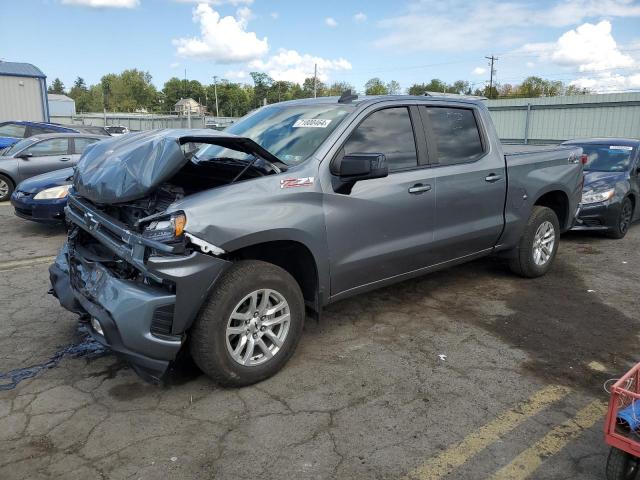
[323,105,437,296]
[17,137,72,182]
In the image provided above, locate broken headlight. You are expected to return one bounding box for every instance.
[142,212,186,242]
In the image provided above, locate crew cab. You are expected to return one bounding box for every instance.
[49,95,583,386]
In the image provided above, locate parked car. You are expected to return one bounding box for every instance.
[60,125,111,136]
[0,121,82,152]
[49,95,583,386]
[0,133,105,201]
[104,125,129,136]
[10,167,74,223]
[563,138,640,239]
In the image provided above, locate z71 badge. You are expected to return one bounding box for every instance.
[280,177,315,189]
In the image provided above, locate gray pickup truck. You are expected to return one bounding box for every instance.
[49,94,583,386]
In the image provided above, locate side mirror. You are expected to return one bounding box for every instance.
[333,153,388,181]
[17,152,32,159]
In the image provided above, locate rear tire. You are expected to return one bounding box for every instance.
[509,206,560,278]
[190,260,305,387]
[606,197,633,240]
[0,174,14,202]
[606,447,640,480]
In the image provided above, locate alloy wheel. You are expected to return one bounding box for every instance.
[225,289,291,366]
[532,220,555,266]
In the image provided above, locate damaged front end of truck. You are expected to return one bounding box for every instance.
[48,129,287,382]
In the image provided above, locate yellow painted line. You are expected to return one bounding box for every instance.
[407,385,571,480]
[0,202,11,207]
[0,255,56,271]
[490,400,607,480]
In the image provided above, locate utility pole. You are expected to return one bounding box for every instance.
[313,63,317,98]
[212,76,219,117]
[485,55,498,99]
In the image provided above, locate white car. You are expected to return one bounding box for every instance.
[105,125,130,136]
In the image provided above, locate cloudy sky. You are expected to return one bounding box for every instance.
[3,0,640,93]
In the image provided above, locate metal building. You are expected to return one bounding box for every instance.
[47,93,76,116]
[486,93,640,144]
[0,61,49,122]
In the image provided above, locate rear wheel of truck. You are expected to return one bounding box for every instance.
[509,206,560,278]
[190,260,305,387]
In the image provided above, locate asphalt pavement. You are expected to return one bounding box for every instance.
[1,200,638,479]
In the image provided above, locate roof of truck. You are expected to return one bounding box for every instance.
[269,95,483,108]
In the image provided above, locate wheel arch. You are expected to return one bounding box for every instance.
[533,189,570,231]
[227,240,321,312]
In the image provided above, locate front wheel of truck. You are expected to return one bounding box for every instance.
[190,260,305,387]
[509,206,560,278]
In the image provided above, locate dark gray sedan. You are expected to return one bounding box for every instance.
[564,138,640,239]
[0,133,106,201]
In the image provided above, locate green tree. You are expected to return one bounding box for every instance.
[326,81,355,96]
[250,72,273,107]
[47,78,65,94]
[364,77,389,95]
[301,77,326,98]
[99,70,158,112]
[387,80,401,95]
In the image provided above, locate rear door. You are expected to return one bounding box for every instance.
[419,105,506,262]
[323,104,437,296]
[16,137,72,182]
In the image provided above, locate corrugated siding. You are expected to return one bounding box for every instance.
[0,76,45,122]
[487,93,640,143]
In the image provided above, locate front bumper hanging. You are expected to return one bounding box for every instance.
[49,194,231,381]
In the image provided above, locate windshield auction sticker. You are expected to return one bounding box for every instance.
[293,119,332,128]
[610,146,633,150]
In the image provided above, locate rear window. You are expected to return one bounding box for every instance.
[422,107,485,165]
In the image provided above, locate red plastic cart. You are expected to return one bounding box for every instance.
[605,362,640,479]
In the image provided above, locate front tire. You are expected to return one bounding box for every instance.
[606,197,633,239]
[509,206,560,278]
[0,174,14,202]
[190,260,305,387]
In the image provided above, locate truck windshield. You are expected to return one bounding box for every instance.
[195,104,353,166]
[581,144,635,172]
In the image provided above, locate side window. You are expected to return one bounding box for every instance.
[24,138,69,156]
[74,138,99,154]
[342,107,418,171]
[423,107,484,165]
[0,123,26,138]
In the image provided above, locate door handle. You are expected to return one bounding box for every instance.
[485,174,502,183]
[60,157,71,161]
[408,183,432,194]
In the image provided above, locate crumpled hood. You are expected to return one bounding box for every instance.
[73,128,285,204]
[583,170,627,191]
